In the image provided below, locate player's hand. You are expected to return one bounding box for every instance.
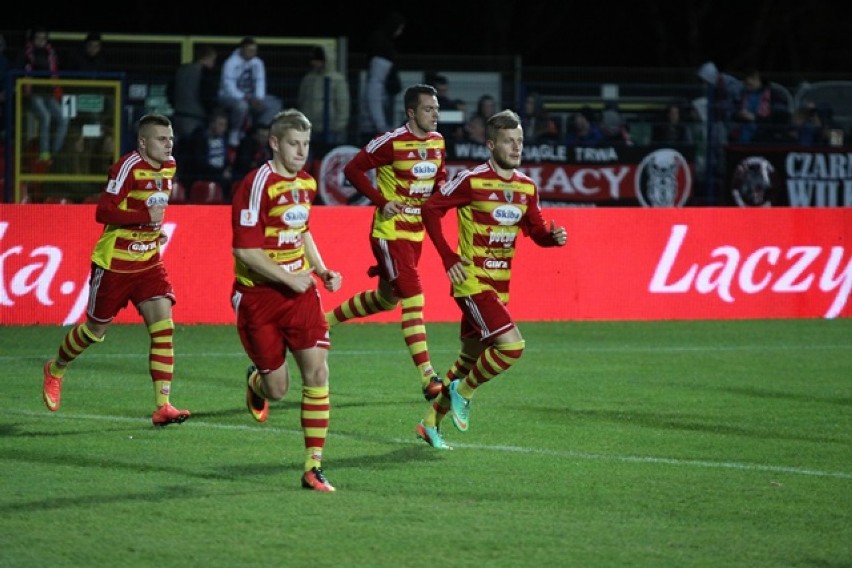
[148,204,166,225]
[320,270,343,292]
[550,220,567,246]
[282,267,316,293]
[381,201,404,219]
[158,231,168,246]
[448,256,472,285]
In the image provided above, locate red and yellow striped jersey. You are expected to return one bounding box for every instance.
[90,151,175,273]
[423,161,553,303]
[231,163,318,287]
[345,124,447,242]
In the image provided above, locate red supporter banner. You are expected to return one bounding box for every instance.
[315,144,696,207]
[1,205,849,326]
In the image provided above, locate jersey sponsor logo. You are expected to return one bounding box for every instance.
[408,180,434,196]
[488,230,516,247]
[483,258,509,269]
[280,258,304,273]
[411,161,438,179]
[282,205,309,228]
[277,230,303,247]
[106,179,120,194]
[402,206,421,215]
[146,194,169,207]
[127,240,158,257]
[492,204,522,225]
[240,209,258,226]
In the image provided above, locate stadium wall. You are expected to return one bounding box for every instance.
[1,205,849,326]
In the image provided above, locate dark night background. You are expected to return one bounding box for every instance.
[6,0,852,75]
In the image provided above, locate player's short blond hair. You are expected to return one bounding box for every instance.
[270,109,312,139]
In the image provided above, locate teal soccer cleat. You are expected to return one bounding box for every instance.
[448,379,471,432]
[416,421,452,450]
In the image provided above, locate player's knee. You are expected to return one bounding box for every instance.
[303,365,329,388]
[376,292,398,311]
[265,367,290,400]
[497,339,526,360]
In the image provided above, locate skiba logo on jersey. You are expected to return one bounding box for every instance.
[492,204,522,226]
[411,161,437,179]
[147,193,169,207]
[282,205,309,228]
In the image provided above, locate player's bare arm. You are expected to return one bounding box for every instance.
[303,233,343,292]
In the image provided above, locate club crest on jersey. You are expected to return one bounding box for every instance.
[503,190,513,202]
[418,148,428,160]
[155,178,163,191]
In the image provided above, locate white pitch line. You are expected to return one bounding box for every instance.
[13,410,852,481]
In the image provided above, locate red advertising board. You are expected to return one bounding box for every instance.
[1,205,849,326]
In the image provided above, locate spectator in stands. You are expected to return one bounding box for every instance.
[474,94,497,121]
[787,101,824,147]
[520,92,559,143]
[297,45,351,149]
[426,72,464,141]
[653,102,694,145]
[178,109,233,201]
[170,45,219,141]
[358,11,406,144]
[16,26,69,163]
[600,102,633,145]
[218,37,282,148]
[232,122,272,186]
[67,32,108,74]
[825,108,847,146]
[697,60,742,143]
[462,113,487,145]
[564,107,603,147]
[733,69,772,143]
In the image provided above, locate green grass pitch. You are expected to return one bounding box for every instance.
[1,319,850,567]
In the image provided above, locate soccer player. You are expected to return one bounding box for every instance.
[42,113,191,427]
[415,109,568,449]
[231,109,343,492]
[325,84,447,401]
